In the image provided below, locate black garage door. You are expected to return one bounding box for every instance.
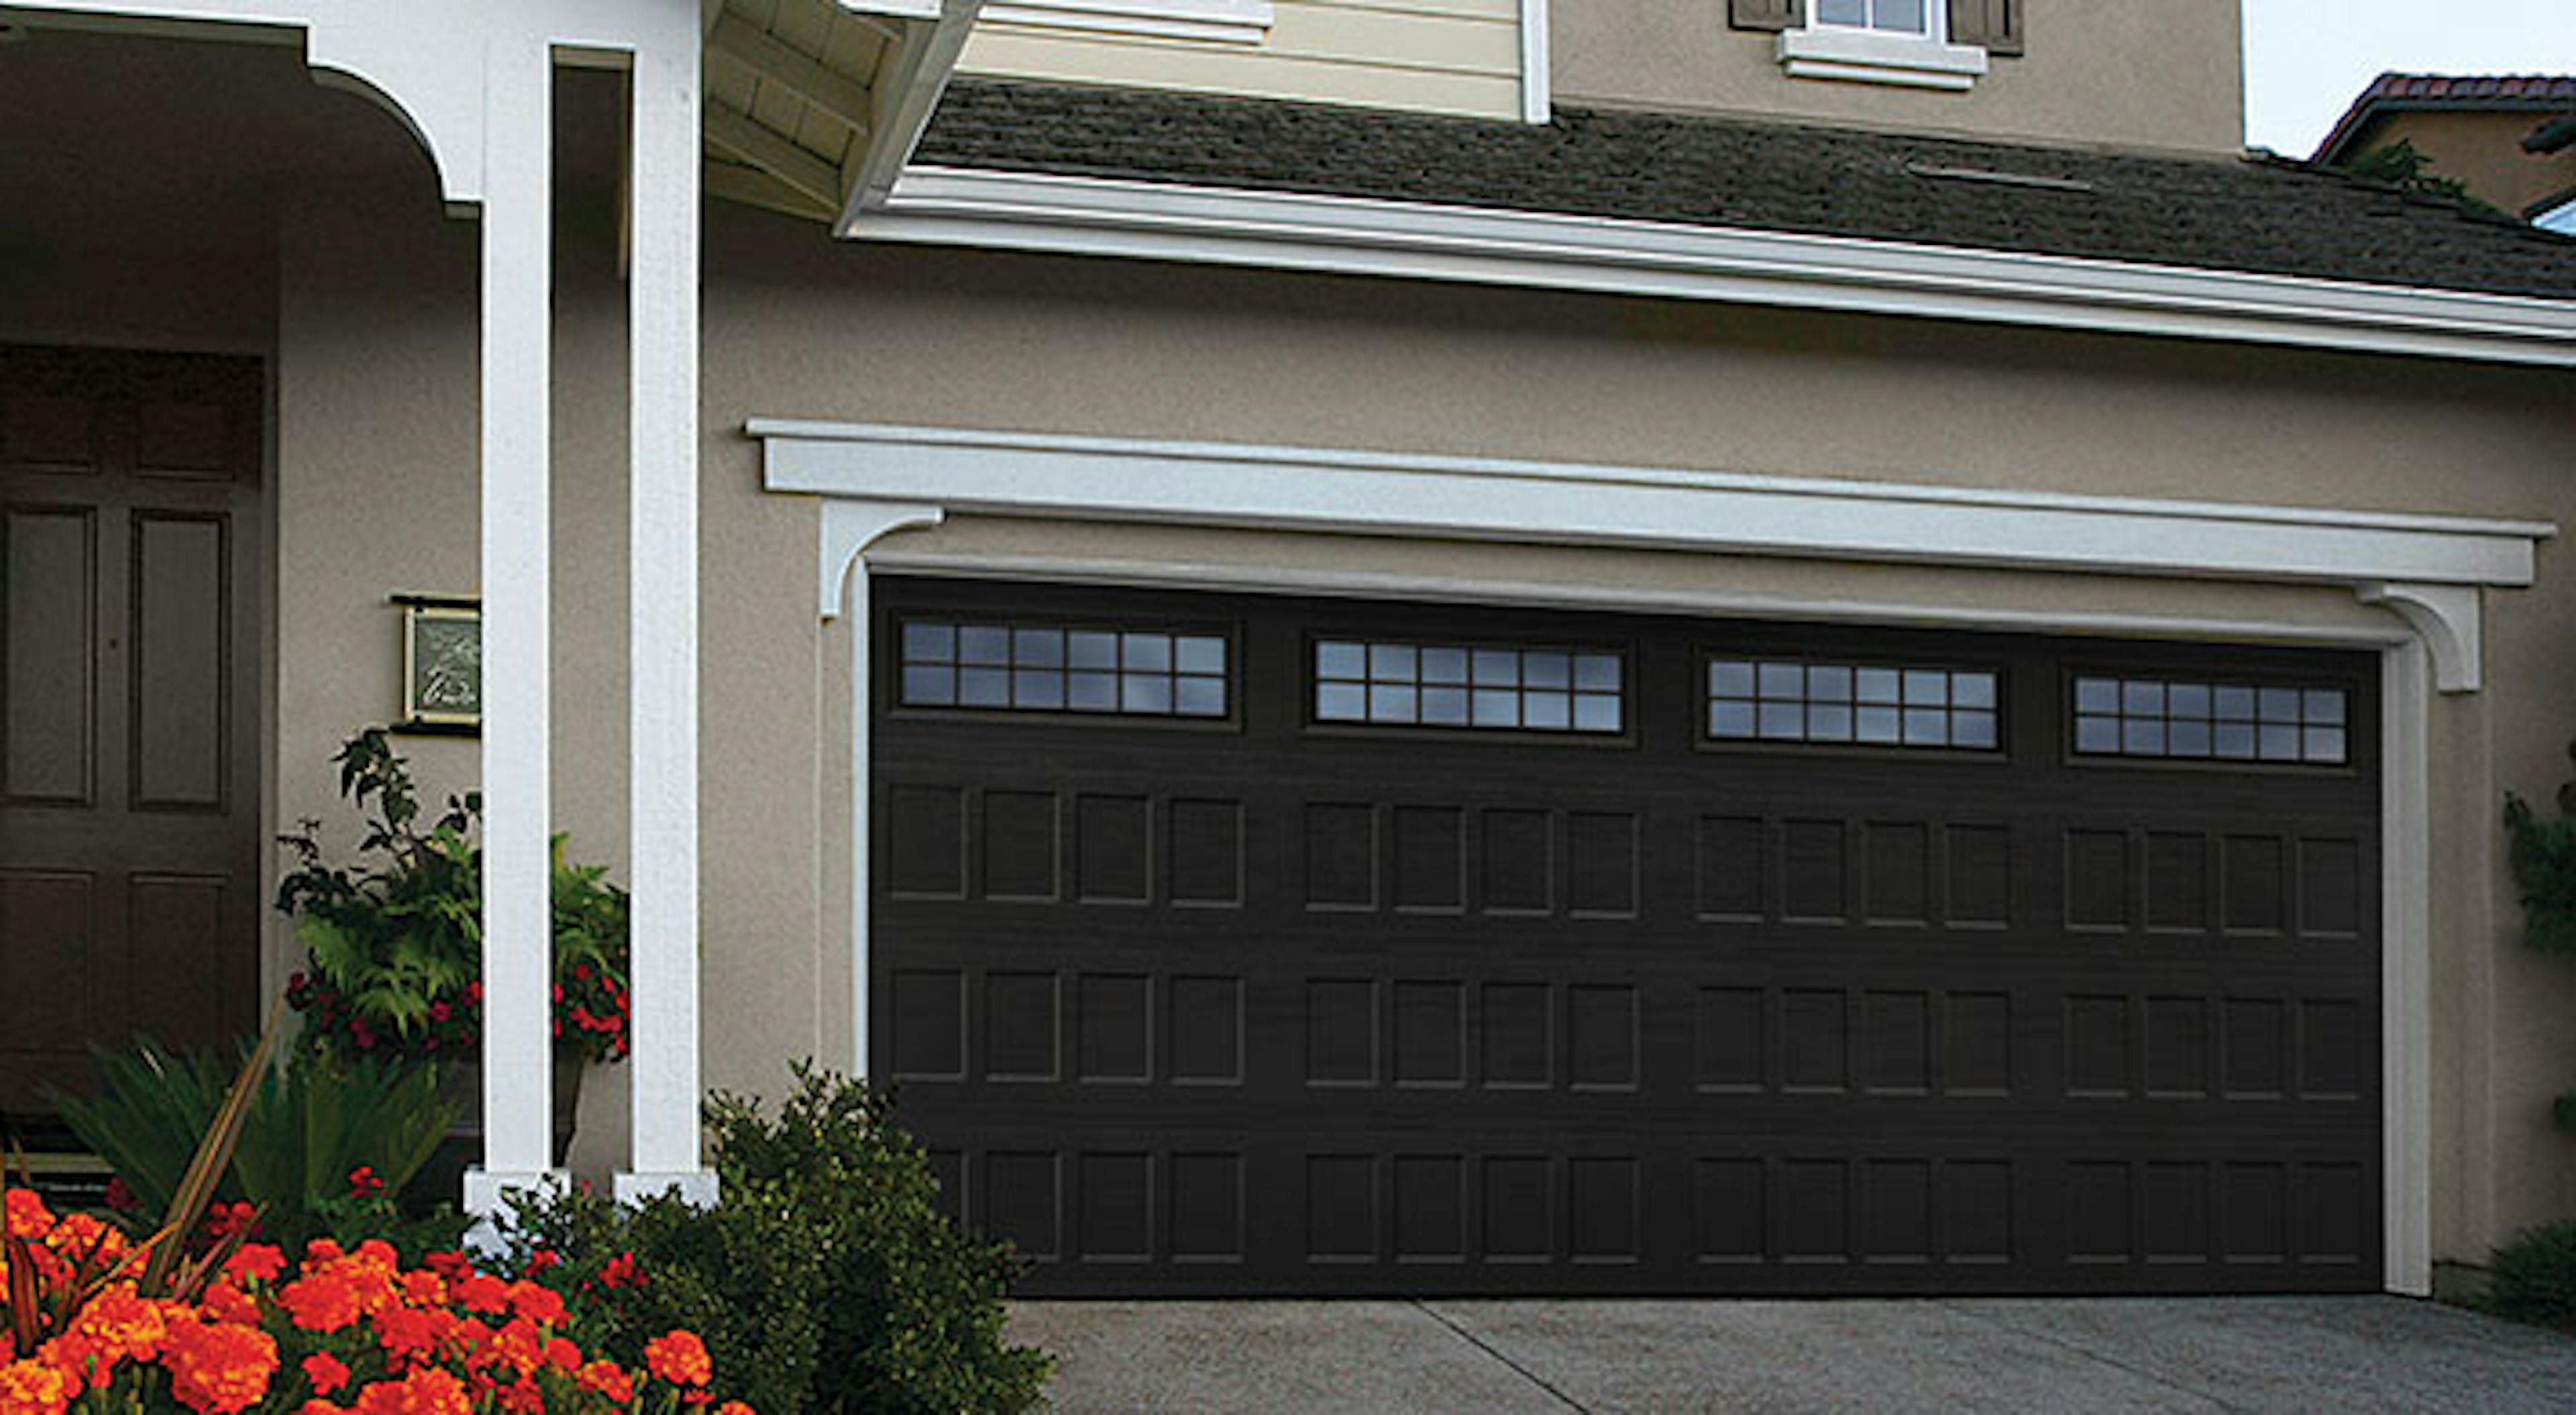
[872,579,2380,1295]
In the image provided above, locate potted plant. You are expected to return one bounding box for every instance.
[276,730,630,1188]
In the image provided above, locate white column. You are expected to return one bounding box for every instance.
[617,32,717,1207]
[464,34,559,1230]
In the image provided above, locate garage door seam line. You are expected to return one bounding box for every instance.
[1933,1300,2247,1412]
[1407,1300,1593,1414]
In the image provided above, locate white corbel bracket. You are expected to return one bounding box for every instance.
[821,499,946,618]
[2357,582,2481,693]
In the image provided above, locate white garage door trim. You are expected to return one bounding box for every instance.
[756,419,2551,1298]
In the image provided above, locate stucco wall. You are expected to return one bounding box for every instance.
[2352,110,2576,219]
[1553,0,2245,156]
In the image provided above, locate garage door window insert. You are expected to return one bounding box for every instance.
[900,620,1228,717]
[2072,676,2347,764]
[1707,659,1999,749]
[1314,639,1623,733]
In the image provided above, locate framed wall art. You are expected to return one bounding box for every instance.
[394,594,482,733]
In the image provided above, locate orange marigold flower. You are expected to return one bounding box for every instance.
[162,1318,278,1415]
[643,1332,712,1388]
[3,1190,53,1241]
[349,1367,470,1415]
[575,1360,635,1404]
[222,1245,286,1286]
[55,1281,167,1374]
[451,1275,509,1316]
[0,1358,76,1415]
[43,1214,121,1266]
[714,1401,755,1415]
[303,1239,346,1269]
[374,1308,445,1366]
[483,1319,543,1379]
[503,1282,564,1328]
[543,1338,580,1373]
[419,1252,472,1284]
[303,1353,352,1396]
[201,1281,260,1327]
[279,1274,363,1333]
[497,1377,543,1415]
[298,1402,344,1415]
[400,1271,446,1308]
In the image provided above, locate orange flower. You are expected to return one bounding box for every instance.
[53,1281,167,1375]
[374,1307,445,1366]
[3,1190,53,1241]
[714,1402,755,1415]
[222,1245,286,1286]
[451,1275,509,1316]
[298,1402,344,1415]
[503,1282,563,1328]
[162,1318,278,1415]
[496,1376,544,1415]
[643,1332,712,1388]
[278,1274,363,1333]
[400,1271,447,1308]
[201,1281,260,1328]
[303,1353,352,1396]
[543,1338,580,1373]
[0,1358,76,1415]
[575,1359,635,1404]
[350,1367,470,1415]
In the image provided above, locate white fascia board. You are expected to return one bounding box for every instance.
[838,0,983,223]
[751,419,2550,588]
[979,0,1271,45]
[852,166,2576,367]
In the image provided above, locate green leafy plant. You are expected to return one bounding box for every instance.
[48,1036,464,1256]
[2341,138,2511,219]
[2506,746,2576,955]
[500,1066,1050,1415]
[277,729,634,1065]
[2490,1220,2576,1328]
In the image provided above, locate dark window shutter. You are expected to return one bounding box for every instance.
[1949,0,2024,56]
[1729,0,1803,33]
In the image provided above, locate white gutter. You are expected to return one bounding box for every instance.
[846,165,2576,367]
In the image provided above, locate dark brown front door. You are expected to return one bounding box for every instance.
[873,580,2381,1296]
[1,346,265,1116]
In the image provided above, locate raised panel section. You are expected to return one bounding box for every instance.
[1941,1161,2011,1264]
[1479,808,1551,914]
[1393,1155,1465,1262]
[1170,1153,1244,1262]
[2065,996,2131,1098]
[2299,999,2362,1100]
[1567,1157,1638,1262]
[3,393,97,470]
[2222,1163,2288,1263]
[2300,838,2361,937]
[2223,999,2286,1100]
[1079,1153,1152,1262]
[2143,833,2208,933]
[1305,803,1377,910]
[2222,835,2287,935]
[1393,980,1464,1086]
[1306,1155,1377,1262]
[1782,990,1847,1093]
[1167,798,1242,906]
[885,786,965,898]
[927,1151,966,1224]
[890,969,966,1080]
[1566,811,1637,917]
[1864,823,1929,925]
[1862,991,1930,1094]
[986,1151,1061,1261]
[981,790,1059,900]
[985,972,1060,1082]
[2067,1162,2133,1264]
[1695,815,1765,921]
[1695,987,1764,1093]
[1393,806,1464,912]
[1567,984,1638,1090]
[1481,982,1550,1088]
[1780,1160,1848,1263]
[2143,1163,2209,1264]
[134,401,232,479]
[1862,1161,1931,1265]
[4,507,94,804]
[1781,820,1847,923]
[1077,974,1152,1082]
[2141,997,2208,1098]
[1945,825,2009,927]
[2065,830,2129,931]
[1306,979,1378,1086]
[1697,1160,1766,1264]
[1169,976,1243,1084]
[129,513,226,811]
[1945,992,2010,1096]
[1075,795,1150,904]
[2299,1163,2365,1263]
[1482,1157,1552,1261]
[0,870,94,1049]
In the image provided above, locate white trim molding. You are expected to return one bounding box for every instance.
[1778,23,1988,91]
[1518,0,1549,123]
[978,0,1270,45]
[761,417,2467,1297]
[848,168,2576,368]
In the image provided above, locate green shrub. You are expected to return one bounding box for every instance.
[502,1065,1049,1415]
[2491,1220,2576,1327]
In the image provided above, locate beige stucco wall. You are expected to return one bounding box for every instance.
[1553,0,2245,155]
[2351,111,2576,219]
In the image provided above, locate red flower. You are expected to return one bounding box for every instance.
[643,1332,711,1387]
[428,1002,451,1023]
[464,981,483,1005]
[594,1251,645,1291]
[101,1177,138,1213]
[522,1249,561,1276]
[347,1167,386,1200]
[421,1251,472,1283]
[504,1281,564,1327]
[222,1245,286,1286]
[203,1201,260,1242]
[452,1275,510,1316]
[303,1353,352,1397]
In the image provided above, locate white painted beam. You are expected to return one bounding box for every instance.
[706,161,838,223]
[837,0,979,226]
[708,12,874,134]
[706,97,843,211]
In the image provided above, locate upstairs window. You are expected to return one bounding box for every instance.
[1812,0,1931,36]
[1731,0,2012,90]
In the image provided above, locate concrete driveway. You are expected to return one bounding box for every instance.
[1009,1296,2576,1412]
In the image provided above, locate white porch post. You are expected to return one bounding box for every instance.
[463,32,560,1227]
[617,26,718,1207]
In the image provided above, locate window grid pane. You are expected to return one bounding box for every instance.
[1705,658,2000,752]
[2070,674,2348,766]
[1316,638,1624,735]
[899,619,1228,719]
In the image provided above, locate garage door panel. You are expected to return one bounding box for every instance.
[875,581,2380,1295]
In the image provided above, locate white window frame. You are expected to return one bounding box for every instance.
[1778,0,1989,91]
[977,0,1273,45]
